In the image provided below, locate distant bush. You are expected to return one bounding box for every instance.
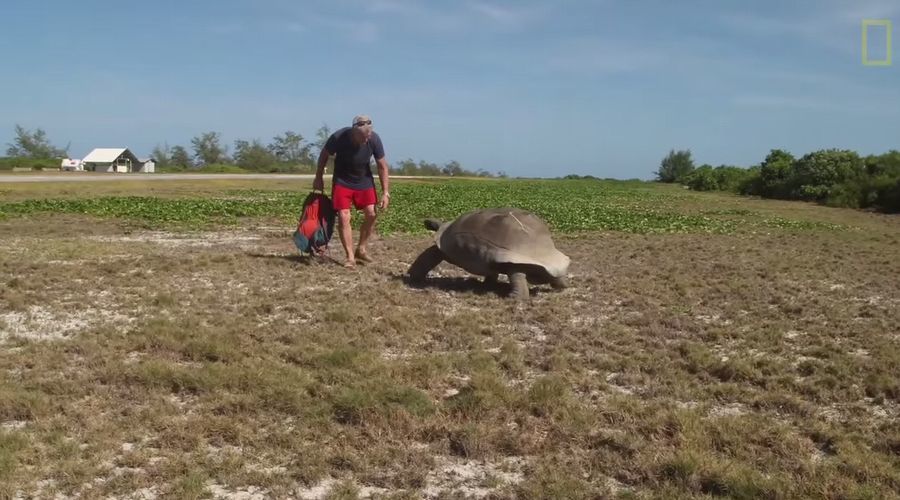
[157,164,189,173]
[737,166,762,196]
[655,149,695,183]
[681,148,900,213]
[875,176,900,212]
[792,149,865,202]
[0,157,61,171]
[388,158,502,177]
[683,165,718,191]
[857,151,900,211]
[157,163,248,174]
[684,165,753,192]
[193,164,249,173]
[755,149,796,199]
[264,163,317,174]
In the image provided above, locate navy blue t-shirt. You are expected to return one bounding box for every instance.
[324,127,385,190]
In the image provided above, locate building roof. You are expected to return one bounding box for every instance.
[82,148,136,163]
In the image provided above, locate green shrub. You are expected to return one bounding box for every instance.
[684,165,718,191]
[874,175,900,212]
[691,148,899,213]
[864,151,900,212]
[737,166,763,196]
[755,149,796,199]
[0,157,61,171]
[791,149,865,202]
[685,165,755,193]
[194,164,248,173]
[656,149,695,183]
[714,165,753,192]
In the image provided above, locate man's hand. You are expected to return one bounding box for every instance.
[313,176,324,191]
[379,192,390,210]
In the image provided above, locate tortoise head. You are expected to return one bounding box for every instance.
[424,218,443,231]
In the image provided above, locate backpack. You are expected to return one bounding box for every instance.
[292,190,336,256]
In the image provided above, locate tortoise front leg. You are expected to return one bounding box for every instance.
[408,245,444,284]
[508,272,529,300]
[550,276,568,289]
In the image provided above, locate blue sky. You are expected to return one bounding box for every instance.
[1,0,898,179]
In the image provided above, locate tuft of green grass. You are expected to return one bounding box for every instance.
[525,375,572,417]
[514,458,600,499]
[332,385,434,425]
[324,479,362,500]
[445,372,514,419]
[0,432,27,484]
[0,385,49,421]
[167,469,208,499]
[497,340,525,377]
[447,423,491,459]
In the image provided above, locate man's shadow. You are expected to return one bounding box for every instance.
[247,251,340,267]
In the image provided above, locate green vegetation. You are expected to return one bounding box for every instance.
[0,179,842,234]
[683,164,755,193]
[4,124,68,159]
[0,157,61,171]
[655,149,696,183]
[676,148,900,213]
[0,125,68,171]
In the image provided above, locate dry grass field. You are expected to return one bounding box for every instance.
[1,177,898,499]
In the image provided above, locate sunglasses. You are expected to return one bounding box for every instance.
[353,120,372,127]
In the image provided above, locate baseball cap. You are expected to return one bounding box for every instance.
[352,114,373,130]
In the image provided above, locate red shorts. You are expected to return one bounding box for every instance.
[332,183,377,211]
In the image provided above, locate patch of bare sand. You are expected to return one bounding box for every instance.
[206,482,269,500]
[286,455,526,499]
[817,400,900,424]
[86,231,263,249]
[12,480,58,500]
[707,402,748,418]
[294,478,389,499]
[2,420,28,430]
[422,455,526,498]
[1,304,136,342]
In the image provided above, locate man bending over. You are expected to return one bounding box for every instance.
[313,114,391,268]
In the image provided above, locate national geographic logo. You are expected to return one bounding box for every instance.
[862,19,892,66]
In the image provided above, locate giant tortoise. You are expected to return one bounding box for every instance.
[407,207,570,299]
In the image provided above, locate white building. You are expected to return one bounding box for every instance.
[82,148,154,173]
[60,158,83,171]
[138,158,156,173]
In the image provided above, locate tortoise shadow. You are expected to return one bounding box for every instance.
[389,272,559,299]
[389,273,509,296]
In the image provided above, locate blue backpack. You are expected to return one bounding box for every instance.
[292,191,336,256]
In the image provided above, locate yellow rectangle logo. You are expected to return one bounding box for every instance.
[862,19,892,66]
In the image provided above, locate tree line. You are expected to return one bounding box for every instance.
[2,124,505,177]
[655,148,900,213]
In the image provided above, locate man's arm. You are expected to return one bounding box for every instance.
[315,148,330,178]
[314,148,330,190]
[376,157,390,208]
[376,157,390,195]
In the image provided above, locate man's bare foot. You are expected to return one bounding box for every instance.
[343,259,357,269]
[354,250,374,263]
